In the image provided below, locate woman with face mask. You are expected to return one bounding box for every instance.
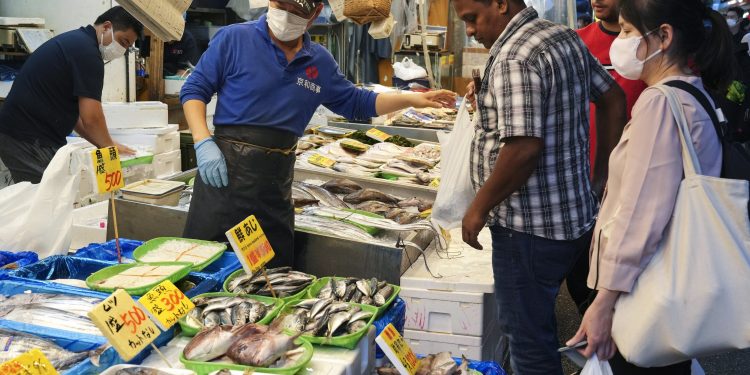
[565,0,736,373]
[179,0,456,268]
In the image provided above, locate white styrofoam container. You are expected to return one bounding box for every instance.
[152,150,182,179]
[400,228,494,293]
[401,287,496,337]
[108,124,179,136]
[309,326,375,375]
[103,101,168,129]
[70,201,108,250]
[164,78,186,95]
[112,131,180,154]
[404,324,506,363]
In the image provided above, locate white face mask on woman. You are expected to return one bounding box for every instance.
[99,26,127,61]
[609,30,662,80]
[267,7,310,42]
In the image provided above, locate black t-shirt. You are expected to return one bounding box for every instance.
[0,25,104,147]
[163,30,199,76]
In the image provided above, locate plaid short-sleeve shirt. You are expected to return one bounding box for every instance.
[471,7,615,240]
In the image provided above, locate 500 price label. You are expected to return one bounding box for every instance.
[88,289,159,361]
[91,146,124,194]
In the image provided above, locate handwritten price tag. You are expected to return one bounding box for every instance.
[308,153,336,169]
[91,146,124,194]
[366,128,392,142]
[375,323,419,375]
[138,280,194,331]
[88,289,160,361]
[226,215,275,273]
[0,349,57,375]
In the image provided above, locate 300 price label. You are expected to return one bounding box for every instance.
[88,289,159,361]
[138,280,195,331]
[91,146,124,194]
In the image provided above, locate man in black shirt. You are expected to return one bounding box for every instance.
[164,29,200,77]
[726,6,750,85]
[0,6,143,184]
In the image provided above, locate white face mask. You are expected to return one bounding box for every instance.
[267,6,310,42]
[727,18,738,28]
[609,31,662,80]
[99,26,127,61]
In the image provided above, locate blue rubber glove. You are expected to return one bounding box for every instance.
[194,137,228,188]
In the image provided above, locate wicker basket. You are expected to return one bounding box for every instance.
[344,0,393,25]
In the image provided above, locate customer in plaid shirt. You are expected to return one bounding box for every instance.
[452,0,626,374]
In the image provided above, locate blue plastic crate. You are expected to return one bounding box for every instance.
[71,239,143,262]
[9,255,219,298]
[196,250,241,282]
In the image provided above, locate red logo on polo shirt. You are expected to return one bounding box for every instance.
[306,66,319,80]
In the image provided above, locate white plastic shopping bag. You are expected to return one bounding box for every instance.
[393,57,428,81]
[0,144,85,257]
[432,98,476,229]
[581,354,613,375]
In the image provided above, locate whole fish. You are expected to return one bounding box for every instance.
[183,324,266,362]
[0,329,100,370]
[295,214,376,243]
[318,279,334,299]
[327,302,351,315]
[202,297,246,316]
[310,298,333,319]
[294,182,349,208]
[230,302,253,325]
[398,197,434,212]
[185,306,203,328]
[322,179,363,195]
[226,331,302,367]
[294,298,320,309]
[356,279,372,297]
[219,308,233,326]
[332,163,379,177]
[275,311,307,332]
[342,283,357,301]
[457,355,470,374]
[203,311,221,328]
[355,200,395,215]
[326,311,353,338]
[334,279,347,298]
[344,188,399,205]
[349,310,374,324]
[374,285,394,307]
[346,319,368,334]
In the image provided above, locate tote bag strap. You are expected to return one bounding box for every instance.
[654,84,702,177]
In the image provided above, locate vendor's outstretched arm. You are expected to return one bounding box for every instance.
[375,90,457,115]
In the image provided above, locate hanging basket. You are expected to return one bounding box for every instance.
[344,0,393,25]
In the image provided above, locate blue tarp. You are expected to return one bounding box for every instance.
[374,297,406,359]
[71,239,142,261]
[9,255,220,298]
[0,251,38,274]
[415,354,506,375]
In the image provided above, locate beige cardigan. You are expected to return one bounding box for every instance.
[587,76,722,293]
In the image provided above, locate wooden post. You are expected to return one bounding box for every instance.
[146,29,165,101]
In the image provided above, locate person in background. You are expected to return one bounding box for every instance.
[0,6,141,185]
[578,14,593,29]
[568,0,647,314]
[567,0,733,373]
[180,0,455,268]
[164,29,200,77]
[452,0,625,373]
[726,6,750,84]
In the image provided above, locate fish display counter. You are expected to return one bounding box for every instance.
[326,121,441,143]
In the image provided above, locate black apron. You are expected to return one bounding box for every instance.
[184,125,297,268]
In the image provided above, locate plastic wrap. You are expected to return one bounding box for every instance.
[72,239,143,261]
[374,297,406,359]
[0,251,38,273]
[8,256,219,298]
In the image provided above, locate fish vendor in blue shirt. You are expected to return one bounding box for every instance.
[180,0,456,267]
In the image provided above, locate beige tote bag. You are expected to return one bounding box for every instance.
[611,85,750,367]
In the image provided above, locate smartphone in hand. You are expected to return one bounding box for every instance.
[558,340,588,368]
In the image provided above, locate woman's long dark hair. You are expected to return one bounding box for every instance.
[619,0,738,93]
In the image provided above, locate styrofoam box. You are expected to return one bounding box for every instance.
[103,101,168,129]
[401,287,496,337]
[404,324,506,363]
[308,326,376,375]
[70,201,108,250]
[112,131,180,154]
[400,228,494,294]
[152,150,182,179]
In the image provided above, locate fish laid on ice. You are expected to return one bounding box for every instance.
[332,163,379,177]
[354,200,395,215]
[398,197,434,212]
[321,179,363,195]
[0,329,101,370]
[293,182,349,209]
[343,188,399,205]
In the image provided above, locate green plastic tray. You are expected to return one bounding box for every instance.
[222,269,316,303]
[178,292,283,337]
[306,277,400,318]
[133,237,227,272]
[85,261,193,295]
[121,155,154,168]
[179,337,313,375]
[279,300,377,349]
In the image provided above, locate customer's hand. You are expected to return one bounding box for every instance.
[414,90,457,109]
[466,81,477,110]
[567,289,620,360]
[195,137,228,188]
[462,208,488,250]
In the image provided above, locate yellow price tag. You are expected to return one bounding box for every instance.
[366,128,392,142]
[87,289,160,362]
[138,280,195,331]
[308,153,336,169]
[375,323,419,375]
[91,146,124,194]
[226,215,276,273]
[429,178,440,188]
[0,349,57,375]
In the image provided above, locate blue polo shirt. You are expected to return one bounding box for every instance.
[180,15,379,136]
